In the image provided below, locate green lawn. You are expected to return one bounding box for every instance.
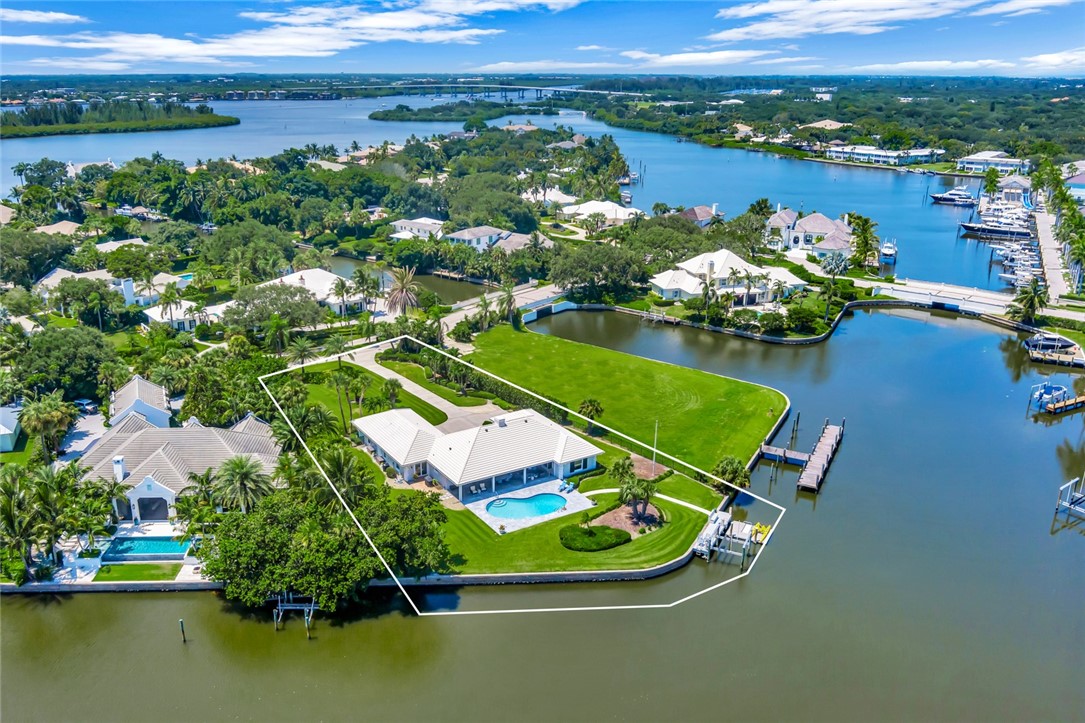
[0,431,37,466]
[380,360,487,407]
[441,493,704,574]
[303,360,448,426]
[469,326,786,470]
[1047,326,1085,349]
[93,563,182,582]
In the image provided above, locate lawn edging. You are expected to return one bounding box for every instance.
[0,580,222,594]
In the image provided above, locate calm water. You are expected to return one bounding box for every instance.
[7,101,1000,291]
[4,309,1082,721]
[327,255,482,304]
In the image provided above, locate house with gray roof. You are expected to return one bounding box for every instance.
[111,375,172,428]
[445,225,506,251]
[80,413,278,521]
[764,208,852,252]
[353,408,602,502]
[0,404,21,453]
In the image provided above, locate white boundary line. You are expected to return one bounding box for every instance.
[258,335,788,616]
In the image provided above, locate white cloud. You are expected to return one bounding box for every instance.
[750,56,820,64]
[781,43,800,51]
[850,58,1016,72]
[620,48,778,67]
[711,0,986,41]
[0,9,89,24]
[576,44,614,51]
[2,1,577,70]
[971,0,1078,16]
[1020,45,1085,71]
[471,59,627,71]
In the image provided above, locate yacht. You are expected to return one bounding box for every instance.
[930,186,978,206]
[960,218,1031,239]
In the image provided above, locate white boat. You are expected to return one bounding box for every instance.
[930,186,977,206]
[1026,332,1076,353]
[879,240,898,263]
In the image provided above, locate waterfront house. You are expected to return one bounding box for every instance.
[65,160,115,178]
[502,123,539,134]
[997,175,1032,205]
[676,204,723,228]
[492,231,553,253]
[0,404,21,453]
[446,225,506,251]
[560,200,644,226]
[110,375,171,429]
[391,217,445,240]
[521,187,577,206]
[309,159,347,172]
[799,119,851,130]
[354,408,602,500]
[259,268,366,316]
[95,237,148,254]
[35,268,189,308]
[1065,172,1085,206]
[763,209,853,253]
[956,151,1031,175]
[80,413,279,522]
[824,145,944,166]
[143,298,226,332]
[650,249,806,305]
[34,220,83,236]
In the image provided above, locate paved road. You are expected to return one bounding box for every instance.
[1035,206,1070,302]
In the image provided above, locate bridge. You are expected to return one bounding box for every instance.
[290,83,646,99]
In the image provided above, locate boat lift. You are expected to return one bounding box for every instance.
[1056,477,1085,520]
[271,591,320,638]
[692,509,763,571]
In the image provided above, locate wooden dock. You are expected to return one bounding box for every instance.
[1045,395,1085,415]
[796,419,845,493]
[759,445,810,465]
[1029,349,1085,368]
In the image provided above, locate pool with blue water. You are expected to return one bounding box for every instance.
[102,536,190,562]
[485,493,566,519]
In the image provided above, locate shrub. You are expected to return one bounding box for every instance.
[450,320,473,343]
[787,305,820,333]
[383,466,396,478]
[559,524,631,552]
[759,311,788,334]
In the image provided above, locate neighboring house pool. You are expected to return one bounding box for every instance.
[485,493,567,519]
[178,273,194,281]
[102,536,191,562]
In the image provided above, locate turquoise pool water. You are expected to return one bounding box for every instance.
[102,536,190,561]
[486,493,566,519]
[178,273,193,281]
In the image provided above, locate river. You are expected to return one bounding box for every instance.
[6,100,1001,291]
[3,309,1082,721]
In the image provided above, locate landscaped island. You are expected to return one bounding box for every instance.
[369,100,556,123]
[1,101,239,139]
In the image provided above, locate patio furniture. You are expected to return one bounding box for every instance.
[469,485,478,494]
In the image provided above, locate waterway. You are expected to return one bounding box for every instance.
[4,309,1082,721]
[6,100,1000,291]
[326,255,482,305]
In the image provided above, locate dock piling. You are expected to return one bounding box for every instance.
[179,619,186,644]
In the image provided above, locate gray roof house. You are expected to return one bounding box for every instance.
[445,225,506,251]
[81,412,279,521]
[0,404,21,453]
[111,375,171,428]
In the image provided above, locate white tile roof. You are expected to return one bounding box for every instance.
[428,409,602,486]
[794,212,839,235]
[650,268,704,296]
[258,268,359,305]
[0,205,14,226]
[112,375,169,415]
[677,249,759,281]
[447,225,504,241]
[352,409,440,466]
[561,200,643,222]
[493,232,553,253]
[0,405,20,436]
[96,237,147,254]
[34,220,81,236]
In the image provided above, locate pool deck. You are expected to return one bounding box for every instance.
[463,478,594,533]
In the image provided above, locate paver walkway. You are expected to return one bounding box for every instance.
[582,488,713,515]
[1035,207,1070,302]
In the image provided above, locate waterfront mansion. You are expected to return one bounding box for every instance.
[353,408,602,501]
[649,248,806,305]
[764,207,854,257]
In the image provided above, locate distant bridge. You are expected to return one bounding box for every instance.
[290,83,645,99]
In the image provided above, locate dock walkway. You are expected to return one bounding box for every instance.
[796,420,845,493]
[1045,395,1085,415]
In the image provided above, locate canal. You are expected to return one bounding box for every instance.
[4,309,1082,721]
[7,101,1003,291]
[327,255,484,305]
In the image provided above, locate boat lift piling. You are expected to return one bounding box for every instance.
[1056,477,1085,520]
[271,592,319,637]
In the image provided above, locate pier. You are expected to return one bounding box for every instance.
[1044,395,1085,415]
[1029,348,1085,368]
[796,419,846,493]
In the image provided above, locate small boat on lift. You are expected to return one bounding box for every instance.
[930,186,978,206]
[879,239,898,263]
[1026,332,1077,353]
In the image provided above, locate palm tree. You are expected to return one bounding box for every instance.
[351,268,379,312]
[332,277,353,318]
[497,282,518,325]
[319,447,372,510]
[213,455,274,514]
[158,281,182,327]
[613,457,642,517]
[19,391,77,463]
[1008,278,1049,325]
[770,279,788,307]
[819,252,850,322]
[386,266,421,316]
[476,294,492,332]
[849,214,877,269]
[0,468,39,578]
[578,398,603,435]
[263,314,290,355]
[700,279,718,310]
[330,370,352,433]
[382,378,403,408]
[652,202,670,217]
[286,337,317,378]
[323,334,348,368]
[348,375,372,413]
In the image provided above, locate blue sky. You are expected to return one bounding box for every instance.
[1,0,1083,76]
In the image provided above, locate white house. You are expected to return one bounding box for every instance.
[560,200,644,226]
[676,204,723,228]
[997,175,1032,205]
[353,408,603,501]
[0,404,21,453]
[143,298,226,331]
[95,237,148,254]
[34,220,83,236]
[110,375,172,428]
[650,248,806,305]
[35,268,188,307]
[66,159,115,178]
[956,151,1031,175]
[391,217,445,240]
[825,145,944,166]
[446,225,506,251]
[799,119,851,131]
[521,187,577,206]
[259,268,368,316]
[80,412,279,522]
[763,209,853,253]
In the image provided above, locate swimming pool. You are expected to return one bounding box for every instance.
[102,536,191,562]
[485,493,566,520]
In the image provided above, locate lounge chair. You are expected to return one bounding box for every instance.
[469,485,478,494]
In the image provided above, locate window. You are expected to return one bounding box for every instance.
[570,458,587,473]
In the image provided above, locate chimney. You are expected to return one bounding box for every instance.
[113,456,127,483]
[708,259,715,279]
[843,213,849,225]
[711,203,718,216]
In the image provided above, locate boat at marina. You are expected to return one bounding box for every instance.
[620,191,633,204]
[960,218,1032,239]
[930,186,978,206]
[1026,332,1077,353]
[879,240,898,263]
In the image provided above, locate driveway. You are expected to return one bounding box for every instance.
[58,413,106,463]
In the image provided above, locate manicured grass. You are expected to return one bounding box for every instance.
[469,326,786,470]
[93,563,182,582]
[45,314,79,329]
[441,493,703,573]
[0,431,37,466]
[380,360,487,407]
[303,360,448,426]
[657,474,724,511]
[1047,327,1085,350]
